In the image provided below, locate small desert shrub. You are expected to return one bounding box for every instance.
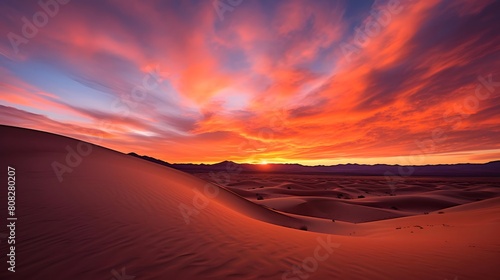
[438,211,444,214]
[391,206,399,210]
[299,225,308,231]
[256,194,264,200]
[358,195,365,198]
[331,219,335,222]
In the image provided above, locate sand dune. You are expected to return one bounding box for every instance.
[197,173,500,223]
[1,125,499,279]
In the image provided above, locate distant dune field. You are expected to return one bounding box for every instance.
[195,173,500,223]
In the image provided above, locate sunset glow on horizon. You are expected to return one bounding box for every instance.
[1,0,499,165]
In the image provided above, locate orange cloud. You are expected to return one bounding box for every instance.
[0,0,498,164]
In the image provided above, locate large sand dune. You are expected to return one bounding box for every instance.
[0,125,499,279]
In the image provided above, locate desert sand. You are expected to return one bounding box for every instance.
[0,125,499,279]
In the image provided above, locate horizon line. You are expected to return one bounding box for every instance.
[128,153,499,167]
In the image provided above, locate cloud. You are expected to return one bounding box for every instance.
[0,0,498,164]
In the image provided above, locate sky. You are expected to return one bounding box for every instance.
[0,0,499,165]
